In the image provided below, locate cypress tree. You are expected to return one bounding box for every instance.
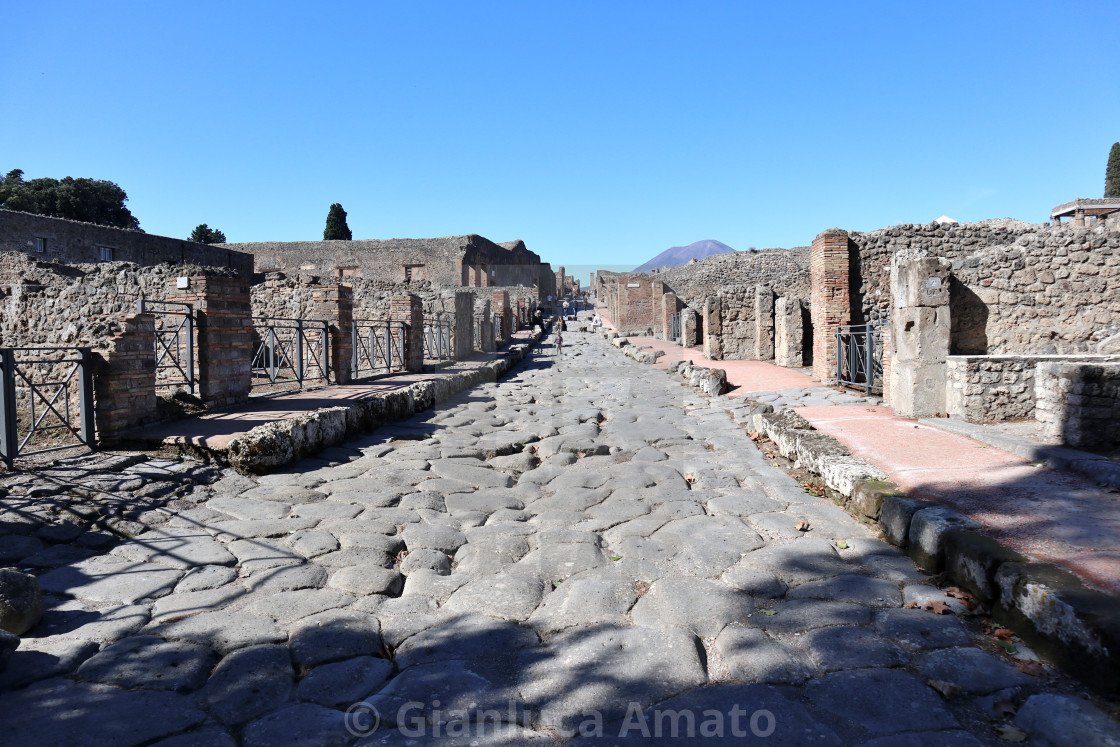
[324,203,352,240]
[1107,142,1120,198]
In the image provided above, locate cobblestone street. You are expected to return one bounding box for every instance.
[0,329,1116,746]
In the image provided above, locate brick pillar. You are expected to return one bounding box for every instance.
[492,290,510,343]
[661,292,678,341]
[651,281,665,336]
[889,254,951,417]
[810,229,852,383]
[312,283,353,384]
[755,285,775,360]
[774,296,804,367]
[703,296,722,360]
[93,313,158,442]
[167,276,251,407]
[390,293,424,372]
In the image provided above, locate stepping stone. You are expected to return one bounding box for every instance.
[715,625,813,684]
[76,635,217,692]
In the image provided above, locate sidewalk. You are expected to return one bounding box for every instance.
[606,314,1120,594]
[135,331,540,455]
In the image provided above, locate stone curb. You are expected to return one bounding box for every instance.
[155,334,542,475]
[223,338,540,474]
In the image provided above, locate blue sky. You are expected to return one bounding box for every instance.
[3,1,1117,269]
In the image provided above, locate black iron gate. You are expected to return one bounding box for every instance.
[424,316,453,361]
[138,299,194,393]
[352,320,406,378]
[669,312,681,342]
[0,347,96,467]
[836,323,886,395]
[251,317,330,389]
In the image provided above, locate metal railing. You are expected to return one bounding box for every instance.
[352,320,406,378]
[836,323,886,395]
[669,312,681,343]
[0,347,96,467]
[138,298,194,393]
[424,317,454,361]
[251,317,330,389]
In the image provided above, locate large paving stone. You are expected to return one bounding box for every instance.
[145,610,286,654]
[787,574,902,608]
[206,494,290,520]
[720,566,787,598]
[175,565,240,593]
[631,577,753,638]
[714,625,813,684]
[227,538,304,571]
[244,588,354,623]
[519,625,707,734]
[243,563,329,593]
[752,599,871,634]
[0,633,99,688]
[39,555,184,603]
[148,727,238,747]
[915,647,1030,694]
[569,683,841,746]
[289,609,383,669]
[209,517,320,539]
[329,565,403,596]
[728,538,848,585]
[394,613,539,681]
[151,585,246,623]
[1014,693,1120,747]
[429,460,514,488]
[873,608,971,650]
[0,677,207,746]
[805,669,959,736]
[452,535,530,575]
[444,490,524,514]
[401,523,467,554]
[401,569,469,604]
[76,634,217,691]
[527,569,637,635]
[798,625,907,672]
[650,515,765,577]
[515,542,608,581]
[399,548,451,576]
[452,566,550,614]
[200,644,294,725]
[366,659,518,728]
[297,655,394,708]
[32,599,149,643]
[242,703,353,747]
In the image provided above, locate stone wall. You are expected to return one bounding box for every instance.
[947,354,1120,424]
[0,210,253,277]
[648,246,811,310]
[227,234,548,291]
[848,220,1120,354]
[0,252,236,350]
[1036,361,1120,447]
[715,285,758,359]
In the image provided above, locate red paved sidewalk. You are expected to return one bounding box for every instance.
[597,307,1120,593]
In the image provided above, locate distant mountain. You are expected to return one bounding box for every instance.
[634,240,735,273]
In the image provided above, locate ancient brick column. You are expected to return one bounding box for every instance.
[681,307,699,347]
[755,286,775,360]
[703,296,723,360]
[312,283,353,385]
[390,293,424,372]
[661,291,679,341]
[810,229,852,383]
[651,280,665,336]
[889,253,951,417]
[775,296,804,367]
[93,313,158,442]
[492,290,511,343]
[167,275,251,407]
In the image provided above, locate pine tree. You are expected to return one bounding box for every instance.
[324,203,352,240]
[189,224,226,244]
[1107,142,1120,198]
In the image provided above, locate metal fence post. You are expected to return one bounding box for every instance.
[0,349,17,468]
[185,312,195,394]
[835,328,842,385]
[320,322,329,383]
